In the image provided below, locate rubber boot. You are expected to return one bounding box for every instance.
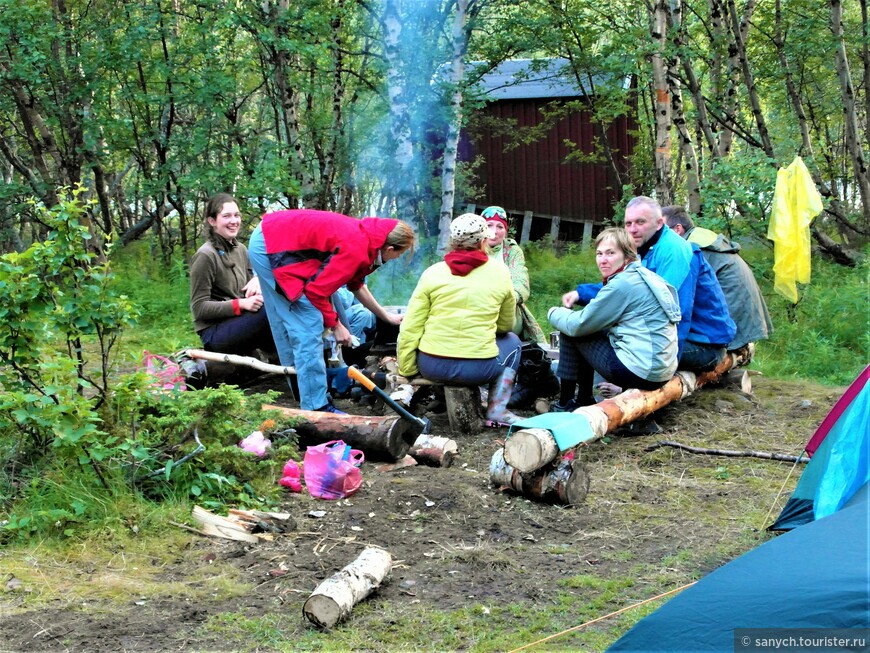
[486,367,521,427]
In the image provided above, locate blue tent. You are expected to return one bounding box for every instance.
[771,365,869,530]
[607,482,870,651]
[609,369,870,652]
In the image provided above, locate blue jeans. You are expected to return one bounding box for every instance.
[417,332,522,385]
[248,225,329,410]
[680,342,726,373]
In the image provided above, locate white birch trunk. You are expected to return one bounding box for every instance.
[831,0,870,228]
[651,0,673,204]
[303,546,393,629]
[383,0,417,222]
[437,0,469,254]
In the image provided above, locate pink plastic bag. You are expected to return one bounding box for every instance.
[279,459,303,492]
[141,351,187,392]
[239,431,271,457]
[302,440,364,500]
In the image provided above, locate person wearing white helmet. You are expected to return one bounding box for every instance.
[397,213,523,426]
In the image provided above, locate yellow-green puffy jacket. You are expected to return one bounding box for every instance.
[397,259,515,377]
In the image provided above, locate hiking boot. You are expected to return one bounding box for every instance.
[549,398,578,413]
[316,402,348,415]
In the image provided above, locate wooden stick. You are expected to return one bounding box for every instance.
[185,348,296,376]
[644,440,807,463]
[302,546,393,629]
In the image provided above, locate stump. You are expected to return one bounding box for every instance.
[490,449,590,505]
[262,404,416,461]
[444,385,485,435]
[302,546,393,629]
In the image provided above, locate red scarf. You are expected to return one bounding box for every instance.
[445,250,488,276]
[602,264,627,285]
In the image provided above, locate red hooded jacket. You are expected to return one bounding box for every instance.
[260,210,398,328]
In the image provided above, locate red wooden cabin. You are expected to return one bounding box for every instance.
[460,59,634,244]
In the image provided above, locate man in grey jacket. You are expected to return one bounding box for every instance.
[663,206,772,351]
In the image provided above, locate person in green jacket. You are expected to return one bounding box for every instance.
[480,206,546,344]
[548,227,681,411]
[398,213,523,426]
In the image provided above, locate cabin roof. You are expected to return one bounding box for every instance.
[467,58,629,100]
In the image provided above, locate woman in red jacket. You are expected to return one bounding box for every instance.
[249,209,415,412]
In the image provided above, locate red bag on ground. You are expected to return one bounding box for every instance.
[302,440,364,500]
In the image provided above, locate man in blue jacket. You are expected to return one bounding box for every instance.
[663,205,772,352]
[564,196,735,373]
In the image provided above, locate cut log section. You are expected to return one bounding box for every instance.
[263,404,416,461]
[409,433,458,467]
[303,546,393,629]
[444,386,484,435]
[502,348,754,473]
[490,449,590,505]
[503,428,559,473]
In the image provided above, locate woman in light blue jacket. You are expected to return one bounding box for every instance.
[548,228,681,411]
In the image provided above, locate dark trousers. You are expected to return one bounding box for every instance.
[418,332,522,385]
[199,310,276,357]
[557,332,665,403]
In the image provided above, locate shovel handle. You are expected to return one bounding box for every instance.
[347,365,375,391]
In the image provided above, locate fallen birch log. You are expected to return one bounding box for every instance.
[645,441,806,463]
[186,348,297,376]
[303,546,393,629]
[263,404,416,461]
[409,433,458,467]
[502,347,753,474]
[490,449,590,505]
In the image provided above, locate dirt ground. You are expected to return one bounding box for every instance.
[0,373,840,653]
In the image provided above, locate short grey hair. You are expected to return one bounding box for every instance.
[625,196,662,219]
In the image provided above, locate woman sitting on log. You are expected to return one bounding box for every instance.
[397,213,523,427]
[189,193,275,358]
[548,227,681,412]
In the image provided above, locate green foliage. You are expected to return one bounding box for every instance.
[108,379,298,507]
[0,187,137,459]
[701,150,777,237]
[523,238,599,326]
[109,239,193,353]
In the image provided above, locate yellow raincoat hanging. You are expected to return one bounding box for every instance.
[767,156,824,303]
